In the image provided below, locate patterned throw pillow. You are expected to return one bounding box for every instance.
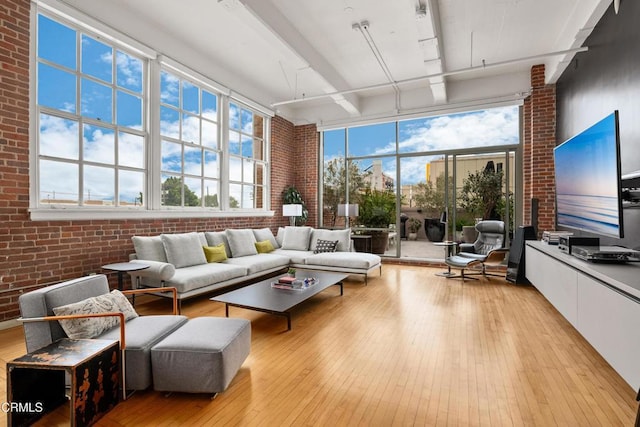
[53,290,138,339]
[313,239,339,254]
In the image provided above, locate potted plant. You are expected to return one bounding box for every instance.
[412,175,450,242]
[287,268,296,277]
[357,189,395,254]
[406,217,421,240]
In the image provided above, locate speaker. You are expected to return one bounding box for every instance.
[506,225,536,284]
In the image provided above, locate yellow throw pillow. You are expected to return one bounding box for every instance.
[203,243,228,263]
[255,240,275,253]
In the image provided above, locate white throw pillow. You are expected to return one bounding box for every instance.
[281,226,312,251]
[53,290,138,339]
[310,228,351,252]
[132,235,167,262]
[225,229,258,257]
[275,227,285,247]
[253,228,279,249]
[161,233,207,268]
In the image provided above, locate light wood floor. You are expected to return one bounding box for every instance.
[1,265,637,426]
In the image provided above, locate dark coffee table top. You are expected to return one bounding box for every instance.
[210,270,348,313]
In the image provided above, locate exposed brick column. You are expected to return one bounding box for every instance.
[293,124,318,228]
[523,65,556,236]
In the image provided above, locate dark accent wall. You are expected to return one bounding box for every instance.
[556,1,640,249]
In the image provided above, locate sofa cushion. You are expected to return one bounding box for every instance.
[281,226,312,250]
[225,229,258,257]
[272,249,315,265]
[305,252,381,270]
[255,240,275,253]
[253,228,279,249]
[161,233,207,268]
[167,263,248,294]
[310,228,351,252]
[132,235,167,262]
[275,227,285,247]
[225,253,290,275]
[313,239,338,253]
[204,231,232,258]
[52,290,138,339]
[203,244,228,263]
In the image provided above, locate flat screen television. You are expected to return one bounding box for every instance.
[553,111,624,238]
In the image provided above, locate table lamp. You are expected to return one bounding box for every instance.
[283,204,302,226]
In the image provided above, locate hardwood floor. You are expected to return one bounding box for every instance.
[1,265,636,426]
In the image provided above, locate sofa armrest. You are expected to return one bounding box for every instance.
[122,287,180,315]
[128,260,176,282]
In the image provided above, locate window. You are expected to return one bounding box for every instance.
[160,70,220,208]
[36,14,146,207]
[228,102,267,209]
[32,10,271,218]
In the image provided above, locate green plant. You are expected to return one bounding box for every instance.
[406,217,422,233]
[282,186,308,225]
[357,189,395,228]
[287,268,296,275]
[413,173,453,218]
[460,167,504,220]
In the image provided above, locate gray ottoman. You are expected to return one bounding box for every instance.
[151,317,251,394]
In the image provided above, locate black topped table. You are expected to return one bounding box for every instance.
[211,270,347,331]
[102,262,149,291]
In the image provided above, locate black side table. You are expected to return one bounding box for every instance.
[7,339,120,426]
[102,262,149,291]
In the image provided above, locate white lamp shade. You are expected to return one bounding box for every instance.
[337,204,359,217]
[282,204,302,216]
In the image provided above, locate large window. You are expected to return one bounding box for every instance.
[228,102,266,209]
[33,11,271,218]
[37,14,146,207]
[160,70,220,208]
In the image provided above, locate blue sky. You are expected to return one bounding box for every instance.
[324,106,520,185]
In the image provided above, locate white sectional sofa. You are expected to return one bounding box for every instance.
[129,226,382,302]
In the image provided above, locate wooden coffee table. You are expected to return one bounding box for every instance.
[210,270,347,331]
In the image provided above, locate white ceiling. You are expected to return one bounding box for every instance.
[56,0,613,126]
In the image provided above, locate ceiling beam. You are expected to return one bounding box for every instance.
[237,0,361,116]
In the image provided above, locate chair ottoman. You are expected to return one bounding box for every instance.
[151,317,251,394]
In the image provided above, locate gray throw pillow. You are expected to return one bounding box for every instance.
[132,235,167,262]
[225,229,258,257]
[161,233,208,268]
[281,226,312,251]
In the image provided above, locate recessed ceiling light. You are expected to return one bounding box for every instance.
[344,6,353,13]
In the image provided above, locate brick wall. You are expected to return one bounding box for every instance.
[293,124,319,227]
[522,64,557,237]
[0,0,318,321]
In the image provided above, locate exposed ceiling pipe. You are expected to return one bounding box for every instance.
[354,21,401,110]
[271,46,588,107]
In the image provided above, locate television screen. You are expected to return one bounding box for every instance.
[553,111,624,238]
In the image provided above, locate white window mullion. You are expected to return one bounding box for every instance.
[148,58,162,210]
[220,96,230,211]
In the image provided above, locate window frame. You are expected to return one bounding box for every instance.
[29,4,273,220]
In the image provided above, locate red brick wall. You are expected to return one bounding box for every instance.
[522,65,557,237]
[293,124,319,227]
[0,0,319,321]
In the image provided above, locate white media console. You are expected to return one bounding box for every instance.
[526,240,640,391]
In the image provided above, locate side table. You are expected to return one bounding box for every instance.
[7,338,120,427]
[102,262,149,291]
[433,241,458,277]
